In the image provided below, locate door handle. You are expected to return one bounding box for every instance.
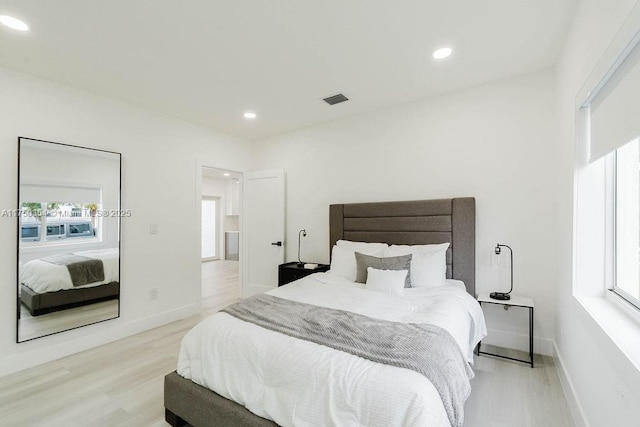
[271,241,282,246]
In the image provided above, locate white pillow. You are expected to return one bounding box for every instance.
[365,267,407,295]
[329,245,357,281]
[408,251,447,288]
[331,241,387,281]
[336,240,387,256]
[386,243,449,287]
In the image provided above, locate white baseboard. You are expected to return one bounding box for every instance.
[0,303,198,378]
[553,341,589,427]
[482,328,554,355]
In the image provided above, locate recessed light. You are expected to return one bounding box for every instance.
[223,173,230,177]
[243,111,257,119]
[0,15,29,32]
[432,47,452,60]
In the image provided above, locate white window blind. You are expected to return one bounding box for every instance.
[590,40,640,162]
[20,184,101,204]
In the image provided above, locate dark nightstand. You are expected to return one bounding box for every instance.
[278,262,330,286]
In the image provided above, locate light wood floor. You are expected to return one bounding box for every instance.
[0,263,574,426]
[466,346,574,427]
[201,260,240,311]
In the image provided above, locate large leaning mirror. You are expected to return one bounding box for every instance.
[17,137,122,342]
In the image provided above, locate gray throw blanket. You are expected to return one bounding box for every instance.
[222,294,474,427]
[42,254,105,287]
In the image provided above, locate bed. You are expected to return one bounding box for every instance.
[19,248,120,316]
[165,197,482,427]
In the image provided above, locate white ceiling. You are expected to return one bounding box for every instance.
[0,0,577,140]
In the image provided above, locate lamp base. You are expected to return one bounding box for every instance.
[296,262,304,268]
[490,292,511,301]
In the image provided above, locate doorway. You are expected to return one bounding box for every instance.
[201,166,242,312]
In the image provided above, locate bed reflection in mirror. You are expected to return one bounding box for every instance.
[17,137,121,342]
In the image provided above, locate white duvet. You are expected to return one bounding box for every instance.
[20,248,119,293]
[178,273,486,427]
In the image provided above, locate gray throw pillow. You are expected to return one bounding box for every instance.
[354,252,413,288]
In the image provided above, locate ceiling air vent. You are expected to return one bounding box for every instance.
[323,93,349,105]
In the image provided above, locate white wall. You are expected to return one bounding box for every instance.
[252,70,558,354]
[554,0,640,425]
[0,66,252,376]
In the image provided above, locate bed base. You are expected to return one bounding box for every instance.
[164,371,277,427]
[20,282,120,317]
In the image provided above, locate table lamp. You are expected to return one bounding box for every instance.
[297,229,307,267]
[490,243,513,300]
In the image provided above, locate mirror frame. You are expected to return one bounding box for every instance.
[16,136,122,343]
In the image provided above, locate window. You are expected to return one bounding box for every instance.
[201,198,218,260]
[615,139,640,309]
[46,223,65,240]
[19,201,99,245]
[578,25,640,311]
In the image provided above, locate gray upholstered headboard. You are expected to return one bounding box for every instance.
[329,198,476,296]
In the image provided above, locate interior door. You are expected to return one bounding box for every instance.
[242,169,285,297]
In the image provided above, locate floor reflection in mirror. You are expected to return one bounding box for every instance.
[18,299,119,342]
